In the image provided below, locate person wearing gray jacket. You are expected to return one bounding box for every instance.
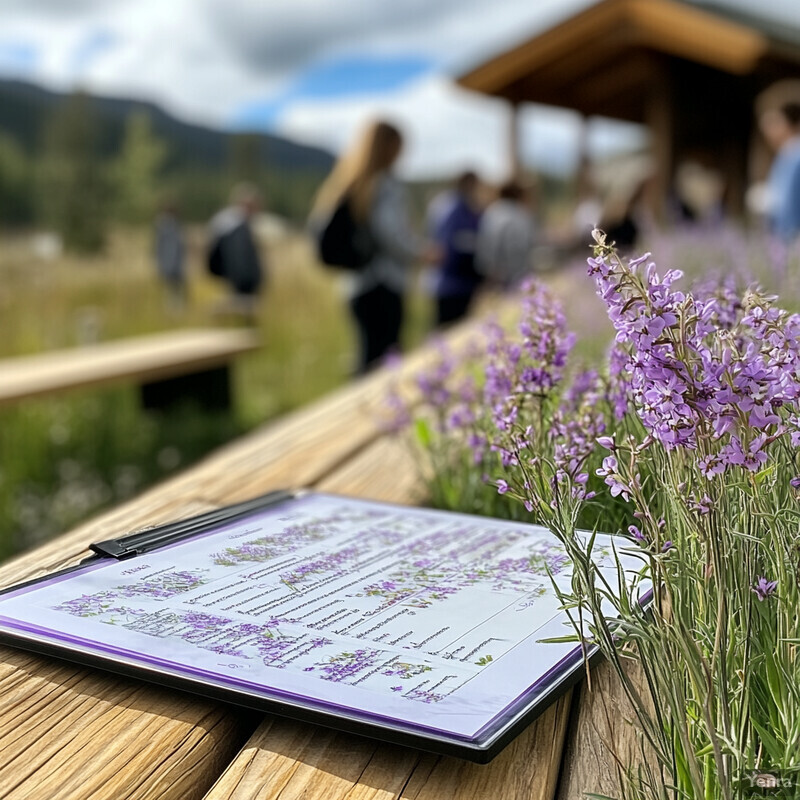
[475,181,536,290]
[154,204,186,311]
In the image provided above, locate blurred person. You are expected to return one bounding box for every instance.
[425,184,458,238]
[571,156,603,245]
[208,182,266,318]
[599,186,641,251]
[310,120,435,374]
[597,158,653,252]
[673,160,725,225]
[760,102,800,242]
[432,171,483,326]
[475,181,536,290]
[154,202,186,313]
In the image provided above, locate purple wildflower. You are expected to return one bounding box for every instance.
[596,456,631,501]
[752,577,778,601]
[628,525,646,544]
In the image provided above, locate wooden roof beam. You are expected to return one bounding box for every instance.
[458,0,768,98]
[506,50,657,121]
[459,0,630,96]
[627,0,766,75]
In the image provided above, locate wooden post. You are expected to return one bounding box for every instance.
[575,114,591,200]
[645,64,674,222]
[508,101,522,181]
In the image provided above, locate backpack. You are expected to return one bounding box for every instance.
[316,194,376,271]
[207,234,226,277]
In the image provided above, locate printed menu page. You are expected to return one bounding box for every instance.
[0,493,638,741]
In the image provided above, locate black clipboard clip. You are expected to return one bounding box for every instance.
[88,489,295,560]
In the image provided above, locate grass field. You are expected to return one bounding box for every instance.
[0,224,432,559]
[4,220,793,561]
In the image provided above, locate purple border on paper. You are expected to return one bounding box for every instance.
[0,610,588,744]
[0,613,497,741]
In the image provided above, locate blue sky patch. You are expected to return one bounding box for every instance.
[0,40,38,73]
[232,53,432,130]
[70,29,118,76]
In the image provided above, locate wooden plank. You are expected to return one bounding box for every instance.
[315,435,425,504]
[556,660,656,800]
[202,434,574,800]
[399,695,571,800]
[203,695,571,800]
[0,644,254,800]
[0,329,260,406]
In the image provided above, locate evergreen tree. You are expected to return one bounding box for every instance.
[0,133,33,226]
[112,111,167,225]
[228,133,263,184]
[36,91,110,253]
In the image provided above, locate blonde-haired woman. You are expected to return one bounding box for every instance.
[311,120,433,373]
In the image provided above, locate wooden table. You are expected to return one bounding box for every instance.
[0,318,636,800]
[0,328,260,410]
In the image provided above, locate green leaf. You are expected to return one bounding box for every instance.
[539,635,581,644]
[754,464,776,484]
[414,418,432,449]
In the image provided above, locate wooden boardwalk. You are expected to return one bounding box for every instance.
[0,315,635,800]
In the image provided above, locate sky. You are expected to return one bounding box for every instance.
[0,0,797,179]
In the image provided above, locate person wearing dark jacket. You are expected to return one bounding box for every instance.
[432,171,483,326]
[209,183,265,316]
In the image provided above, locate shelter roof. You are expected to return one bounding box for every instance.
[457,0,800,120]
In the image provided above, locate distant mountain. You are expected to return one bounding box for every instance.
[0,78,334,174]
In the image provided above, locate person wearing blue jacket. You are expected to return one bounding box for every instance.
[761,102,800,242]
[433,171,483,327]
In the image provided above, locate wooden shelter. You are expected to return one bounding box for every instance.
[457,0,800,215]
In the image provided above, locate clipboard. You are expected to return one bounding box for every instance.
[0,490,640,763]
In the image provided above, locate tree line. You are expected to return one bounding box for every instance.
[0,91,325,253]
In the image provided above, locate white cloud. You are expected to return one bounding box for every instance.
[276,74,648,179]
[0,0,789,174]
[0,0,596,125]
[276,75,511,181]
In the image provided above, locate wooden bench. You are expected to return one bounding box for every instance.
[0,315,635,800]
[0,328,260,411]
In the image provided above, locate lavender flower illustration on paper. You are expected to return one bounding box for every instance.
[317,649,381,683]
[381,660,432,680]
